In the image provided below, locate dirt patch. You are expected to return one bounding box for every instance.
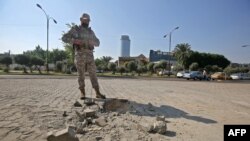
[47,98,169,141]
[103,99,130,113]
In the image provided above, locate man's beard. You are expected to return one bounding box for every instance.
[81,23,89,28]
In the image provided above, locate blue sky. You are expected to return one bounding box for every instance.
[0,0,249,63]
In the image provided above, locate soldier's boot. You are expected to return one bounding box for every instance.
[95,88,106,99]
[80,89,86,100]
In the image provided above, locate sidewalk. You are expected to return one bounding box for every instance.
[0,76,250,140]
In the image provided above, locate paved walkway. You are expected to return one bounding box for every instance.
[0,75,249,141]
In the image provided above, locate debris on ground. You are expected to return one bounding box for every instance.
[46,98,169,141]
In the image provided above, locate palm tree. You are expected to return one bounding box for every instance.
[173,43,192,69]
[62,23,76,65]
[100,56,113,64]
[100,56,113,71]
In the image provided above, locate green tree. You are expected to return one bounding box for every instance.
[124,62,129,75]
[95,58,102,67]
[61,23,77,68]
[0,56,12,73]
[224,66,237,75]
[239,67,249,73]
[173,63,184,72]
[23,45,46,61]
[158,60,168,70]
[223,66,249,75]
[153,63,161,72]
[108,62,117,74]
[64,43,74,65]
[127,61,137,74]
[117,66,126,76]
[211,65,222,72]
[217,55,230,69]
[14,55,30,73]
[204,65,212,74]
[0,56,12,68]
[173,43,192,69]
[55,61,63,72]
[186,51,230,69]
[147,62,155,74]
[189,62,199,71]
[136,65,147,76]
[100,56,113,71]
[95,58,105,72]
[30,56,44,74]
[49,49,67,63]
[23,45,47,73]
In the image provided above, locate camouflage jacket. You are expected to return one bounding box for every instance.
[62,25,100,50]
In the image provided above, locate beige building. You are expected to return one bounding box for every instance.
[118,54,148,67]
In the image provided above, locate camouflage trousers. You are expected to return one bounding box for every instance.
[74,48,99,90]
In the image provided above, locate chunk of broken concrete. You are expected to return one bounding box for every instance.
[110,112,120,117]
[147,103,155,111]
[74,100,83,107]
[84,99,95,106]
[75,110,85,122]
[94,117,107,127]
[89,104,100,112]
[63,111,68,117]
[95,101,105,111]
[156,116,165,121]
[76,120,88,133]
[137,123,153,133]
[86,117,93,124]
[153,121,167,134]
[83,108,96,117]
[47,127,79,141]
[96,136,102,141]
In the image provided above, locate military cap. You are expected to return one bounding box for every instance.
[80,13,91,21]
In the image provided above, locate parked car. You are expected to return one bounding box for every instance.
[176,71,189,78]
[158,70,173,75]
[230,73,250,80]
[183,71,203,80]
[96,69,104,73]
[211,72,231,80]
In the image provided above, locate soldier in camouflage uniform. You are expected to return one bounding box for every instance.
[62,13,106,99]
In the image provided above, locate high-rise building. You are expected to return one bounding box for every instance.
[120,35,130,57]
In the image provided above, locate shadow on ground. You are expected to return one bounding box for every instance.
[129,101,217,124]
[103,98,217,124]
[95,98,217,137]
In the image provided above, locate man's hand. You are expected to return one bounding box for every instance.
[73,39,83,45]
[88,40,97,47]
[73,39,97,47]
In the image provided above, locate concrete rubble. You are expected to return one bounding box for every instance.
[47,98,169,141]
[74,100,83,107]
[47,127,79,141]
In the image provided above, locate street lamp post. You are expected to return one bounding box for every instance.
[36,4,57,73]
[242,45,250,63]
[242,45,250,47]
[163,26,179,77]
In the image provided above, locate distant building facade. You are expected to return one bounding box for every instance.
[230,63,250,68]
[0,50,11,58]
[120,35,130,57]
[149,50,176,64]
[118,54,148,67]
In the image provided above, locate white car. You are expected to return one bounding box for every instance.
[176,71,189,78]
[230,73,250,80]
[183,71,203,80]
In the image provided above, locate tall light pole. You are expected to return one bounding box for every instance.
[163,26,179,76]
[36,4,57,73]
[242,45,250,47]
